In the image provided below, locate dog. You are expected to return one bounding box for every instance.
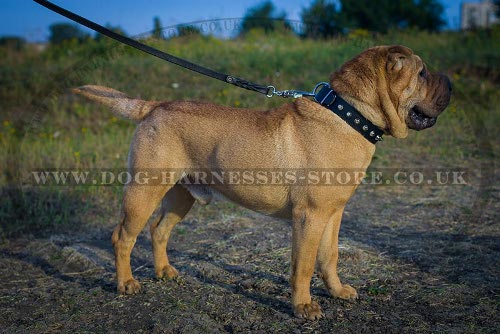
[73,45,451,320]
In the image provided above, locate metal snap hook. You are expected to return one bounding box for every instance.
[266,86,276,98]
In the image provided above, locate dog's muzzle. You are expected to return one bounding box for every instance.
[407,105,437,130]
[407,74,452,131]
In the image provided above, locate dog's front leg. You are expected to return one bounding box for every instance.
[317,208,358,300]
[290,209,330,320]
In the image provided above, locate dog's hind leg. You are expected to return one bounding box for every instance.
[112,184,170,294]
[150,184,195,280]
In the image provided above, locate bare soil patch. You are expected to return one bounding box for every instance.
[1,178,498,333]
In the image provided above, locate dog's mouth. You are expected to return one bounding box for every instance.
[407,105,437,131]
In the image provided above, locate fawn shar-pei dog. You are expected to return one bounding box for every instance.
[74,45,451,320]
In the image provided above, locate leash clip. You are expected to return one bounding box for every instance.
[266,82,330,99]
[266,86,277,98]
[267,86,308,98]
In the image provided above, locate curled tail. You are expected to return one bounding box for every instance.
[72,85,159,122]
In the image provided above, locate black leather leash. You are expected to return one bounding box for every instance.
[33,0,384,144]
[33,0,272,95]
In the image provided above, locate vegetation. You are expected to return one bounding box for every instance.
[0,25,498,332]
[241,0,446,36]
[152,16,164,40]
[300,0,343,38]
[0,36,26,50]
[338,0,445,32]
[94,24,128,41]
[48,22,90,44]
[177,25,203,38]
[0,28,498,237]
[240,1,290,35]
[44,0,450,43]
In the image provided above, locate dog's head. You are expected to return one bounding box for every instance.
[330,45,452,138]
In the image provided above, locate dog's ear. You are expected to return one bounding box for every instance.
[386,45,413,72]
[379,46,414,138]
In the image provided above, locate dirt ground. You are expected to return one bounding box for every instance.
[1,176,498,333]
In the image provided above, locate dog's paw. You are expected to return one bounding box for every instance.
[118,278,141,295]
[156,264,179,280]
[293,301,323,320]
[330,284,358,300]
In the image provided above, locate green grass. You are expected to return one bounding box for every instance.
[0,28,498,237]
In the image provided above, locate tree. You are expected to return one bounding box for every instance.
[152,16,164,39]
[49,22,90,44]
[240,1,289,35]
[0,36,26,50]
[406,0,445,31]
[339,0,445,33]
[340,0,406,32]
[301,0,343,38]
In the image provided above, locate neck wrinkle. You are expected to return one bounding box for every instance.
[329,58,398,134]
[329,77,388,132]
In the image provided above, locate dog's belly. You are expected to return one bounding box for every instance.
[182,184,292,219]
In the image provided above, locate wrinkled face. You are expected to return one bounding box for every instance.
[384,45,452,131]
[330,45,452,138]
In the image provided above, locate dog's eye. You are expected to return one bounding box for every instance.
[419,68,427,78]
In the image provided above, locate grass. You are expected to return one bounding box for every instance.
[0,28,498,237]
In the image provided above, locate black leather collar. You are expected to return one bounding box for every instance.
[314,84,384,144]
